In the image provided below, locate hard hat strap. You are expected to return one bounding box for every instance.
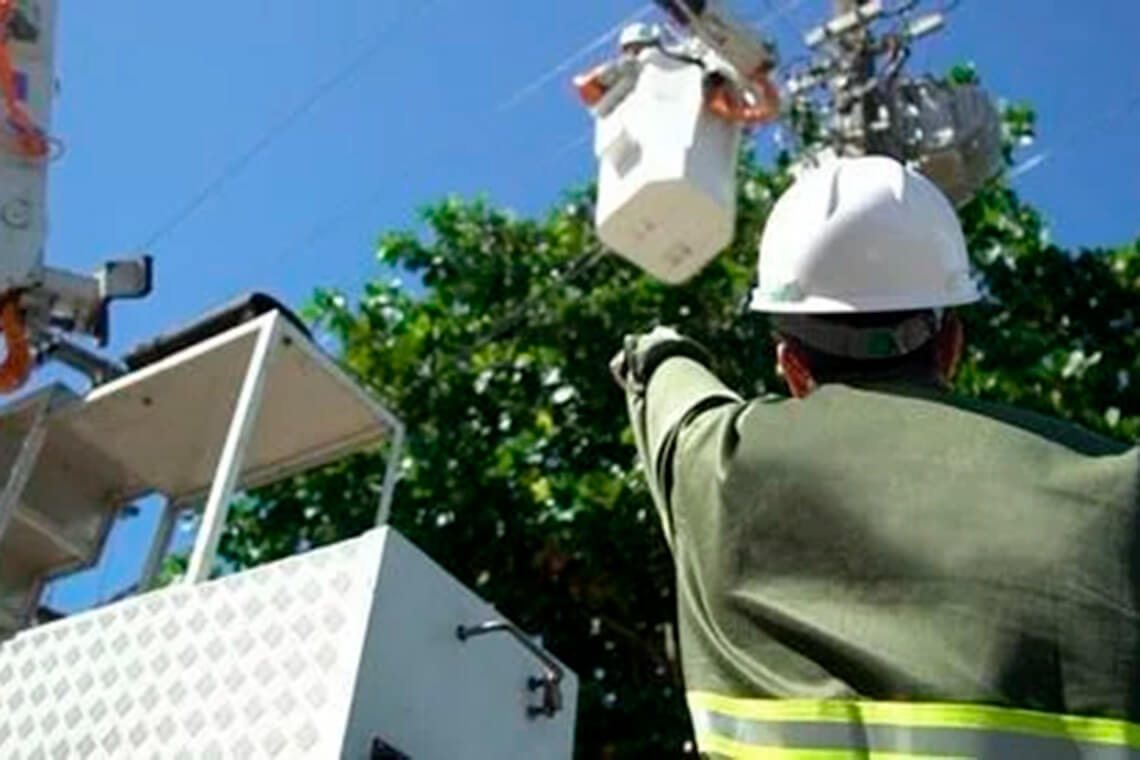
[772,311,942,360]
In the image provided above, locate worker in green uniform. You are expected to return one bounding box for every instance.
[612,156,1140,758]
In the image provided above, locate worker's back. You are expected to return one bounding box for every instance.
[617,157,1140,755]
[671,378,1140,724]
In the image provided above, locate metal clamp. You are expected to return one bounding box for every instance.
[456,620,564,719]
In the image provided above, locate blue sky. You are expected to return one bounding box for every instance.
[44,0,1140,610]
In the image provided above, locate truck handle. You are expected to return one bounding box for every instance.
[457,620,565,719]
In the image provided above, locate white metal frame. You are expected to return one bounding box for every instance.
[0,390,53,541]
[0,306,407,631]
[134,498,179,593]
[184,313,282,583]
[174,311,406,585]
[377,419,405,526]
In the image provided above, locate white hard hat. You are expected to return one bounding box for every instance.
[749,156,980,314]
[619,22,661,50]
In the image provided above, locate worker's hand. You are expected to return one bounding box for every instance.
[611,326,712,394]
[609,339,634,391]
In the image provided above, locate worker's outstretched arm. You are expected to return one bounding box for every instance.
[613,328,742,545]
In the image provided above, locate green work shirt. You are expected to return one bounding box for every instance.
[627,356,1140,723]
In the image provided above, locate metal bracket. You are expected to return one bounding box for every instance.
[456,620,564,719]
[35,333,125,386]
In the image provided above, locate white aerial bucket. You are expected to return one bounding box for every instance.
[594,50,741,284]
[0,0,57,292]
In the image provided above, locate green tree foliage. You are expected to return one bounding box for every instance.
[216,96,1140,755]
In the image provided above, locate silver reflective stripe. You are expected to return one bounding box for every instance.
[688,696,1140,759]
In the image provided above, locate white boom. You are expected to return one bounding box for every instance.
[0,0,151,393]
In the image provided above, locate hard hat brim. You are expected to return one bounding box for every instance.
[748,285,982,314]
[752,157,981,318]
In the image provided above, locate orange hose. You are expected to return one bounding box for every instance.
[0,295,31,393]
[706,69,782,126]
[0,0,48,159]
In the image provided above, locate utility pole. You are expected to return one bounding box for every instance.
[789,0,1003,204]
[833,0,881,156]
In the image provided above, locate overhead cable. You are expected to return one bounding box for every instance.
[494,4,654,112]
[138,1,438,251]
[463,249,608,360]
[756,0,811,38]
[271,123,595,274]
[1010,94,1140,180]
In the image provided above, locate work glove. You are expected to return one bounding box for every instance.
[610,326,713,394]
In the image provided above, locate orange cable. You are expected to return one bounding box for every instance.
[706,69,782,126]
[0,295,31,393]
[0,0,48,159]
[0,1,38,393]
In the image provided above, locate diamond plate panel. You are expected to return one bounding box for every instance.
[0,530,379,758]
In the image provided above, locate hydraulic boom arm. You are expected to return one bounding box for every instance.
[0,0,150,391]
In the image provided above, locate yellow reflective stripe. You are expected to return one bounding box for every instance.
[697,732,972,760]
[688,692,1140,751]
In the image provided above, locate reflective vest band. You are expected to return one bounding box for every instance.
[687,693,1140,759]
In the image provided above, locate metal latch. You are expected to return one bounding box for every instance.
[456,620,565,719]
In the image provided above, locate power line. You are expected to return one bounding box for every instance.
[267,127,607,357]
[1010,94,1140,180]
[138,1,438,252]
[554,128,594,156]
[255,22,609,278]
[274,186,390,266]
[464,249,608,359]
[220,2,796,284]
[757,0,812,42]
[1008,151,1049,180]
[270,123,595,273]
[494,3,654,112]
[1065,93,1140,138]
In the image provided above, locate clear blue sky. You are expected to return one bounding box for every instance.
[45,0,1140,610]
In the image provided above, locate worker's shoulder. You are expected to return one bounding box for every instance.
[857,382,1132,458]
[744,381,1133,459]
[936,391,1133,457]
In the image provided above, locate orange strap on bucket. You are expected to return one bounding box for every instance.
[706,69,781,126]
[0,0,48,159]
[0,294,31,393]
[573,64,612,107]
